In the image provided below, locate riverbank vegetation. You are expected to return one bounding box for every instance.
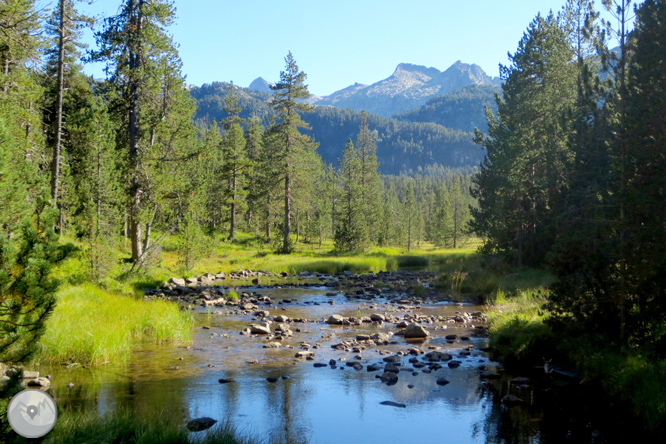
[34,409,256,444]
[475,0,666,434]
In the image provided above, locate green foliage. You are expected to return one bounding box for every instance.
[42,408,256,444]
[39,283,191,364]
[395,84,501,133]
[472,12,577,265]
[335,140,366,252]
[226,290,238,302]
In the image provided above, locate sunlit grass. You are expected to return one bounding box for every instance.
[39,408,257,444]
[38,283,192,364]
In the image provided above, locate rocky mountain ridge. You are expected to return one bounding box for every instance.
[248,61,501,117]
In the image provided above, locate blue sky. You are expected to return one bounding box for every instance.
[68,0,639,97]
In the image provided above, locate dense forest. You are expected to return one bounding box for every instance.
[191,82,484,174]
[472,0,666,354]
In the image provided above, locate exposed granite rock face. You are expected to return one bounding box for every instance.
[312,61,501,117]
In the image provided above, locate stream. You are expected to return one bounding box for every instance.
[41,275,626,443]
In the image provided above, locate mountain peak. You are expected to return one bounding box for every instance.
[394,63,441,78]
[249,77,272,94]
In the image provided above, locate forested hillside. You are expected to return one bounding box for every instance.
[394,84,500,133]
[190,82,483,174]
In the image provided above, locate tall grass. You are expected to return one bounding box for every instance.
[38,284,192,364]
[36,408,257,444]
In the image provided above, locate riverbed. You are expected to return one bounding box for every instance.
[41,275,618,443]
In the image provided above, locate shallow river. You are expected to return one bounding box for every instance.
[43,280,623,443]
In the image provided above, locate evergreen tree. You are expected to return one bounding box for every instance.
[268,52,318,253]
[403,181,416,251]
[335,140,365,252]
[220,122,250,241]
[91,0,196,266]
[356,111,382,243]
[472,12,576,265]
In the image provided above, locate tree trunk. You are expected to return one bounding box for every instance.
[51,0,66,210]
[128,0,144,264]
[283,172,291,252]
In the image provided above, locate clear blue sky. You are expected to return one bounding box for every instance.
[67,0,638,97]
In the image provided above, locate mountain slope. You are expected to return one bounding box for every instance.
[312,61,501,117]
[394,84,501,133]
[189,82,483,174]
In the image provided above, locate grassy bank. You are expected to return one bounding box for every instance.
[486,284,666,433]
[38,283,192,364]
[18,408,256,444]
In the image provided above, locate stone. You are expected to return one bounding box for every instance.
[382,355,402,363]
[325,280,340,287]
[370,313,385,322]
[403,323,430,339]
[295,351,315,359]
[396,320,410,328]
[436,378,450,386]
[326,314,345,325]
[274,315,289,323]
[366,363,382,372]
[169,277,186,286]
[384,363,400,373]
[254,310,270,318]
[379,401,406,408]
[26,377,50,388]
[185,277,198,285]
[379,372,398,385]
[313,363,327,368]
[22,371,39,379]
[187,417,217,432]
[263,342,281,348]
[266,377,279,383]
[343,270,354,276]
[218,379,234,384]
[447,360,462,369]
[250,323,271,335]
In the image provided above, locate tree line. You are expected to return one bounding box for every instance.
[472,0,666,352]
[1,0,476,279]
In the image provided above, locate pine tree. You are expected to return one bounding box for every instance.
[44,0,92,212]
[268,52,318,253]
[335,140,365,252]
[356,111,382,244]
[472,12,577,265]
[403,181,416,251]
[91,0,196,265]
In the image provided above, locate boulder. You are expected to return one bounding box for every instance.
[169,277,186,286]
[327,314,345,325]
[370,313,385,322]
[274,315,289,323]
[436,378,450,386]
[379,372,398,385]
[26,377,50,388]
[186,417,217,432]
[250,323,271,335]
[403,323,430,339]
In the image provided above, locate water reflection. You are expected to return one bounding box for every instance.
[43,283,618,443]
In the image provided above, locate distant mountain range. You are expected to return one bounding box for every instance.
[249,60,501,118]
[190,60,502,174]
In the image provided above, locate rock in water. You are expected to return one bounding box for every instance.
[218,379,234,384]
[187,417,217,432]
[266,377,279,383]
[379,372,399,385]
[327,314,345,325]
[403,323,430,338]
[436,378,450,386]
[380,401,406,408]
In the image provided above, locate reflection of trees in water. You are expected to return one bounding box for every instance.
[474,376,629,444]
[265,372,311,444]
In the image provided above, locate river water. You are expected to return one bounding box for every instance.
[42,279,622,443]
